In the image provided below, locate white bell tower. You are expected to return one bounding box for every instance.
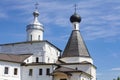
[26,3,44,41]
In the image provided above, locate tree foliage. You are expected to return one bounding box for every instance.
[117,77,120,80]
[114,76,120,80]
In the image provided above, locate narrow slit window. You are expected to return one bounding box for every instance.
[36,57,39,63]
[14,68,18,75]
[46,68,50,75]
[39,69,42,75]
[30,35,32,41]
[38,35,40,40]
[29,69,33,76]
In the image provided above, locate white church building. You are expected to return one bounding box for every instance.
[0,5,96,80]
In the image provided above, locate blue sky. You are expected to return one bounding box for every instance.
[0,0,120,80]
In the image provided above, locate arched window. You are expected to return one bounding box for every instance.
[36,57,39,63]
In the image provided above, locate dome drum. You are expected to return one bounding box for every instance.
[26,24,44,31]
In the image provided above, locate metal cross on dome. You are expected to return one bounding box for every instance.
[74,4,78,13]
[75,4,77,13]
[35,2,39,10]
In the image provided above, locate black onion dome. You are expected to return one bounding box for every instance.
[70,13,81,23]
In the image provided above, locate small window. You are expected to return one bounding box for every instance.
[48,58,50,63]
[75,67,78,70]
[60,79,67,80]
[36,57,39,63]
[39,69,42,75]
[30,35,32,41]
[46,68,50,75]
[14,68,18,75]
[29,69,33,76]
[74,24,76,29]
[27,59,29,62]
[38,35,40,40]
[4,67,9,74]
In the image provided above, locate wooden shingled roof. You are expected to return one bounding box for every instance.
[62,30,91,58]
[0,53,32,63]
[52,66,92,77]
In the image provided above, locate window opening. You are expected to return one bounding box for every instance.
[39,69,42,75]
[38,35,40,40]
[4,67,9,74]
[29,69,33,76]
[30,35,32,41]
[46,68,50,75]
[14,68,18,75]
[36,57,39,63]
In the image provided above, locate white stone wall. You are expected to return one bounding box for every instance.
[21,65,55,80]
[0,42,60,63]
[60,57,93,64]
[0,61,94,80]
[44,43,60,63]
[72,22,80,30]
[24,56,33,63]
[70,73,90,80]
[62,64,96,80]
[62,64,90,73]
[80,73,91,80]
[91,66,96,80]
[0,61,21,80]
[53,72,90,80]
[27,29,43,41]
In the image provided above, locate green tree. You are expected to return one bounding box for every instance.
[117,77,120,80]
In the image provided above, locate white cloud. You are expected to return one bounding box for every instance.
[1,0,120,41]
[111,68,120,71]
[101,15,120,21]
[81,24,120,40]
